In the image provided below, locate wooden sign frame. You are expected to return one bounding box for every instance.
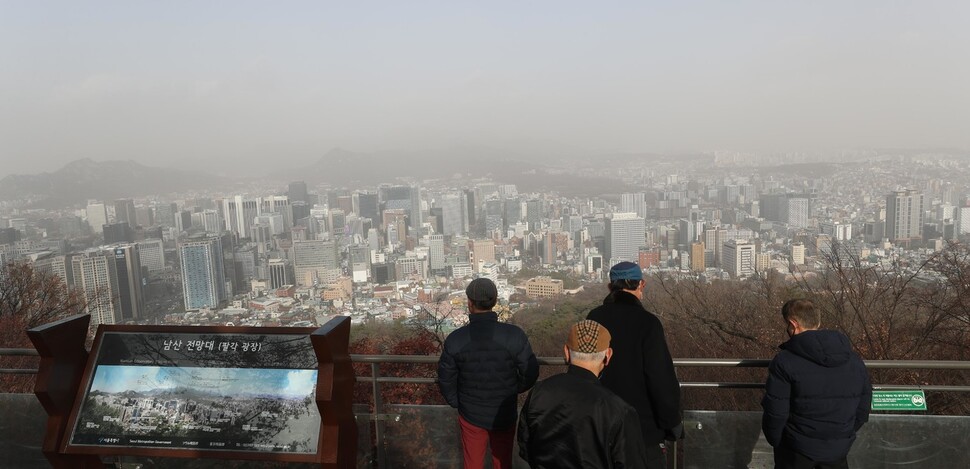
[28,314,356,468]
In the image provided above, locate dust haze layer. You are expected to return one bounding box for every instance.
[2,2,969,178]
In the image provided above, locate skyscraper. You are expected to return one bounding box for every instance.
[222,196,260,238]
[72,250,121,326]
[111,244,145,322]
[288,181,309,205]
[409,185,423,234]
[621,193,648,219]
[136,239,166,275]
[886,190,924,243]
[114,199,137,228]
[722,239,756,279]
[428,234,445,273]
[179,236,227,310]
[292,239,339,286]
[439,193,466,237]
[268,258,293,289]
[605,212,645,265]
[86,202,108,234]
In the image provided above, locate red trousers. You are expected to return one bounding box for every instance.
[458,414,515,469]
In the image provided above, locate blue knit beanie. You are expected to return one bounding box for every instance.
[609,261,643,281]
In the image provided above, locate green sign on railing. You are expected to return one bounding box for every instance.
[871,390,927,411]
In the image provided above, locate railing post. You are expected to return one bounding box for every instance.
[371,362,387,469]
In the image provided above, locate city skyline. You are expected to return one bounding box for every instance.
[3,2,970,177]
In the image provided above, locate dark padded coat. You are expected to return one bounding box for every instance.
[761,329,872,462]
[437,311,539,430]
[586,291,682,444]
[518,365,649,469]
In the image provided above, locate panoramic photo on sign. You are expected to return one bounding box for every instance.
[871,390,928,411]
[67,330,321,453]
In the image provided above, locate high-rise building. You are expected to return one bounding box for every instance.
[292,239,339,286]
[886,190,924,243]
[288,181,309,205]
[605,212,645,265]
[154,202,179,227]
[72,250,121,326]
[470,239,495,271]
[103,222,134,244]
[428,234,445,273]
[354,192,380,222]
[722,239,756,279]
[86,202,109,234]
[111,244,145,322]
[690,242,705,272]
[114,199,137,228]
[541,231,557,265]
[135,239,165,275]
[439,193,466,237]
[179,236,227,310]
[192,209,223,234]
[957,206,970,235]
[791,243,805,265]
[222,196,261,239]
[621,193,648,219]
[409,185,423,234]
[526,199,542,232]
[268,258,293,289]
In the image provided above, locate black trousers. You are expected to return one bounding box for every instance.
[773,445,849,469]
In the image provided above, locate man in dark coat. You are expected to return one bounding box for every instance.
[586,261,682,469]
[518,319,648,468]
[762,298,872,469]
[438,277,539,469]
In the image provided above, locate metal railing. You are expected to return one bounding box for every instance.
[4,347,970,468]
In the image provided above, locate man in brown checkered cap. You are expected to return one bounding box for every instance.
[517,320,648,468]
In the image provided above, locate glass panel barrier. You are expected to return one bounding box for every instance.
[682,410,970,469]
[0,394,48,469]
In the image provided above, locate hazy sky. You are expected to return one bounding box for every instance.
[2,1,969,177]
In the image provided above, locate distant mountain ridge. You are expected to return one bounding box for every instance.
[0,158,227,206]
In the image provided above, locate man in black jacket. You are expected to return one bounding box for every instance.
[586,261,682,469]
[518,319,649,468]
[762,299,872,469]
[438,277,539,469]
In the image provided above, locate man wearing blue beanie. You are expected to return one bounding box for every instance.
[586,261,682,469]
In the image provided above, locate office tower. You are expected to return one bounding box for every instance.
[154,203,178,227]
[957,207,970,235]
[114,199,137,228]
[409,185,423,233]
[464,189,480,231]
[621,193,648,219]
[135,206,154,228]
[103,222,134,244]
[329,209,346,237]
[505,198,523,227]
[820,222,853,241]
[179,236,227,310]
[886,190,924,242]
[254,213,285,235]
[136,239,166,275]
[605,212,645,265]
[111,244,145,322]
[191,209,223,234]
[863,221,886,243]
[261,196,292,231]
[541,231,557,265]
[526,199,542,232]
[722,239,756,279]
[756,252,771,273]
[268,258,293,289]
[679,218,704,246]
[292,239,338,286]
[86,202,109,234]
[288,181,309,205]
[439,193,466,237]
[72,250,121,326]
[355,192,380,222]
[791,243,805,265]
[428,234,445,273]
[690,242,705,272]
[222,196,261,238]
[176,210,193,233]
[371,263,394,284]
[484,198,505,232]
[470,239,495,271]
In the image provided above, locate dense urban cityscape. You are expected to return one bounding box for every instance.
[1,149,968,335]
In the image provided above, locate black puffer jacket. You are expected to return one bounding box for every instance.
[586,291,682,444]
[437,311,539,430]
[518,365,648,468]
[762,329,871,462]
